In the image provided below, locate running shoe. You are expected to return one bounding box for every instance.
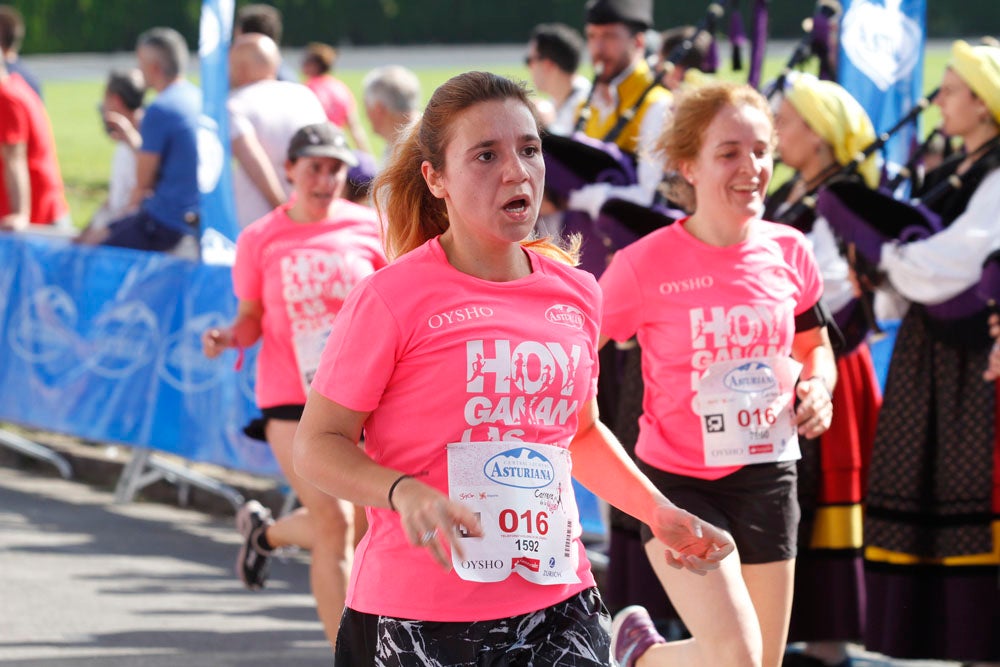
[611,605,667,667]
[235,500,274,590]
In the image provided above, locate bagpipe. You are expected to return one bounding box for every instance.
[817,121,1000,323]
[884,127,951,193]
[767,88,939,335]
[763,0,841,100]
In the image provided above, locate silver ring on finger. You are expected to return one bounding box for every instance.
[420,529,437,545]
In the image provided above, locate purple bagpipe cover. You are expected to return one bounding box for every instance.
[818,181,996,319]
[815,180,941,265]
[542,132,637,203]
[565,198,682,278]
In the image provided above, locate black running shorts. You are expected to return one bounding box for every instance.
[638,460,800,564]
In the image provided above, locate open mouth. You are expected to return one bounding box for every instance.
[503,197,529,214]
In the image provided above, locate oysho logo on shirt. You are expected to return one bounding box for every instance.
[659,275,714,295]
[427,305,494,329]
[545,304,585,330]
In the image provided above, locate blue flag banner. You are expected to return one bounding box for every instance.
[197,0,238,244]
[837,0,926,181]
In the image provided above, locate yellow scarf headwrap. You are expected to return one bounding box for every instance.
[949,40,1000,125]
[785,72,879,189]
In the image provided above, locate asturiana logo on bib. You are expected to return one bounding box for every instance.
[723,361,777,393]
[545,304,584,330]
[483,447,555,489]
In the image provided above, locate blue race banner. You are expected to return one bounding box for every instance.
[197,0,238,244]
[837,0,926,183]
[0,235,278,477]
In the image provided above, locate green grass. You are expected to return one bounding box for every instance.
[45,51,950,227]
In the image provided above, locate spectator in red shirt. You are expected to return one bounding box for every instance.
[0,58,69,230]
[301,43,371,154]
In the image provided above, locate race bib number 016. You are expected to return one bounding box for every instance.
[447,441,581,585]
[696,357,802,467]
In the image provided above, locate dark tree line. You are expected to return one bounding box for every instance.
[8,0,997,55]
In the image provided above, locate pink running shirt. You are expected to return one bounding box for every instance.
[600,218,823,480]
[305,75,356,128]
[311,238,600,622]
[232,201,386,408]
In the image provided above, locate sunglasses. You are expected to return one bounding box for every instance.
[524,54,539,66]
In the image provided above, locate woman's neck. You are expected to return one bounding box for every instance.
[439,231,532,282]
[684,212,754,247]
[286,198,334,224]
[960,122,1000,170]
[799,159,840,191]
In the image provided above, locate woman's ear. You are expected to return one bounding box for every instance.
[679,160,695,187]
[421,160,446,199]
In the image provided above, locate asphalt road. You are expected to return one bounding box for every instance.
[0,462,965,667]
[0,466,331,666]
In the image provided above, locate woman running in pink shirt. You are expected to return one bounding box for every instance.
[202,122,386,648]
[603,82,837,667]
[292,71,734,666]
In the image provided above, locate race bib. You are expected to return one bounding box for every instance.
[696,356,802,467]
[292,326,330,396]
[447,441,581,586]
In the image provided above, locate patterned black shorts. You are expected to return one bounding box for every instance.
[334,587,611,666]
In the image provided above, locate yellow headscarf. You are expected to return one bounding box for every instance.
[949,40,1000,125]
[785,73,879,189]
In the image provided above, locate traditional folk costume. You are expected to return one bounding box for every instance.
[821,42,1000,662]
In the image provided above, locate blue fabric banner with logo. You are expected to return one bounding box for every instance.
[0,236,278,476]
[197,0,238,243]
[837,0,927,182]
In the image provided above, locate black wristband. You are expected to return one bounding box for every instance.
[387,474,413,512]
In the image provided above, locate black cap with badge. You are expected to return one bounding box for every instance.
[287,122,359,166]
[584,0,654,30]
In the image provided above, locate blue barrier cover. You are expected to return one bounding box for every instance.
[0,234,607,536]
[0,235,279,476]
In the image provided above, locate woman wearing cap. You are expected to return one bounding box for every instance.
[202,122,387,648]
[847,40,1000,663]
[292,71,734,666]
[602,81,837,667]
[765,73,882,667]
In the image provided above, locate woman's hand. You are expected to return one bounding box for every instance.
[391,477,484,571]
[648,503,735,575]
[795,377,834,438]
[201,327,233,359]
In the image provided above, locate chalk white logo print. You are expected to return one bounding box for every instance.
[840,0,922,91]
[8,286,78,364]
[158,313,228,392]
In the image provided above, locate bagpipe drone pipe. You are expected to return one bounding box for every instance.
[763,0,841,101]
